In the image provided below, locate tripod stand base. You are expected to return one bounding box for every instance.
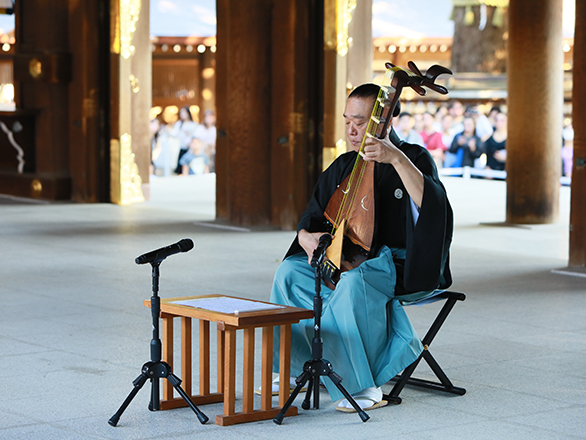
[274,359,369,424]
[109,361,208,427]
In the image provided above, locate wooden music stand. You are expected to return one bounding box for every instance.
[144,294,313,426]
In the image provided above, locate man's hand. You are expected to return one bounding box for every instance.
[298,229,330,265]
[362,136,425,207]
[362,136,400,165]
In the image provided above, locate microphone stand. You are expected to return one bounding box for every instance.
[274,242,369,424]
[109,261,208,427]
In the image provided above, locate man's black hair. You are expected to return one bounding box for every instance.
[348,83,401,117]
[348,83,380,100]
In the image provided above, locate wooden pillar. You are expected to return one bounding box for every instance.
[215,0,272,226]
[216,0,322,228]
[10,1,72,200]
[3,0,149,203]
[569,0,586,267]
[68,0,111,202]
[322,0,370,168]
[109,0,150,205]
[215,0,228,220]
[200,47,215,114]
[270,0,303,230]
[322,0,350,168]
[129,0,152,195]
[215,0,362,228]
[269,0,322,229]
[506,0,563,224]
[347,0,373,90]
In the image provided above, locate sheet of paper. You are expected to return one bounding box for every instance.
[170,296,285,314]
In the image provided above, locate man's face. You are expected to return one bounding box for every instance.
[344,97,375,152]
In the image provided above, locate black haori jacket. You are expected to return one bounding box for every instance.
[285,130,453,295]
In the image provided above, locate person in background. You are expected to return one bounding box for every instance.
[447,100,465,138]
[194,110,217,173]
[420,111,446,169]
[149,117,162,176]
[150,116,173,177]
[172,106,198,175]
[562,123,574,178]
[179,136,210,175]
[487,106,502,130]
[432,105,448,133]
[395,112,424,145]
[448,116,482,168]
[440,113,454,151]
[413,113,424,135]
[483,112,507,171]
[465,105,493,141]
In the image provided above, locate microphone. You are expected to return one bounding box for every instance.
[311,234,332,268]
[135,239,194,265]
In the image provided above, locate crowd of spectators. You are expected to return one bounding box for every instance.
[148,101,573,183]
[393,100,574,181]
[149,106,217,177]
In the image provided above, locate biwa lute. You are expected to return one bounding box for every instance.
[321,61,452,288]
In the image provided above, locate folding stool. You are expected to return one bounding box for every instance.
[384,290,467,404]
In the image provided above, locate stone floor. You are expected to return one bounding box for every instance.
[1,173,585,440]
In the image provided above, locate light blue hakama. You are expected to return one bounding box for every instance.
[270,246,423,401]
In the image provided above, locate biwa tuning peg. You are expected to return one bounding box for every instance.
[424,64,453,82]
[407,61,423,77]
